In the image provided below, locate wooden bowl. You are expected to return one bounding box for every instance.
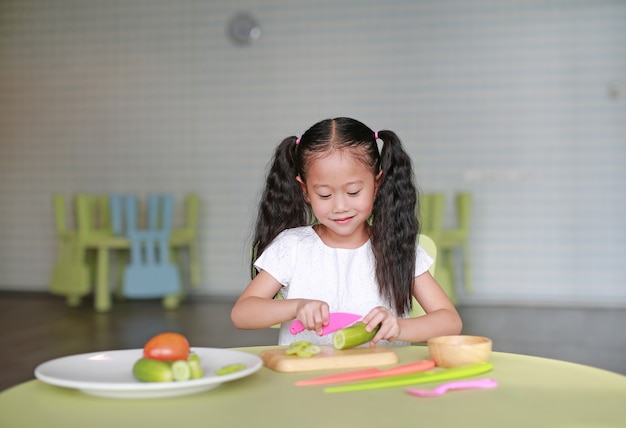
[427,335,492,368]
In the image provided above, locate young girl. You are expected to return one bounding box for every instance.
[231,117,462,346]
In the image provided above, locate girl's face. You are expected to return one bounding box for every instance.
[297,149,381,248]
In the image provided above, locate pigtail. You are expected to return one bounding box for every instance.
[370,130,419,315]
[250,136,310,278]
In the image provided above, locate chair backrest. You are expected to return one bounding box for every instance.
[169,193,199,247]
[52,194,68,236]
[419,193,444,245]
[148,193,175,232]
[75,194,113,237]
[184,194,199,230]
[110,193,175,235]
[410,233,438,318]
[453,192,472,239]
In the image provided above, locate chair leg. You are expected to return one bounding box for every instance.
[94,247,112,312]
[162,293,182,310]
[66,295,82,307]
[189,241,200,288]
[113,249,129,300]
[462,241,473,293]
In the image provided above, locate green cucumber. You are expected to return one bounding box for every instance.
[133,358,174,382]
[333,323,380,350]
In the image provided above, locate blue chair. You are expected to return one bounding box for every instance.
[112,194,182,309]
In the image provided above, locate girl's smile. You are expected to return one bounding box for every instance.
[333,216,354,224]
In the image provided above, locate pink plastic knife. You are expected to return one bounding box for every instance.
[290,312,362,336]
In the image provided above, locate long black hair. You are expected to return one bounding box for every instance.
[251,117,419,315]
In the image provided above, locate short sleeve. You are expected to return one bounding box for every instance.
[415,244,434,277]
[253,231,300,286]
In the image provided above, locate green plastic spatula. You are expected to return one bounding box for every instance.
[324,361,493,393]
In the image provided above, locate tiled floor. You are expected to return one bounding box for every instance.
[1,292,624,391]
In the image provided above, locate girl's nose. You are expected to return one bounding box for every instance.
[332,194,348,213]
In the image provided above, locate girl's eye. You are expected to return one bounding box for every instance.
[348,190,361,196]
[317,194,331,199]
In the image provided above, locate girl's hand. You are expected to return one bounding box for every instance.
[294,300,330,336]
[361,306,401,344]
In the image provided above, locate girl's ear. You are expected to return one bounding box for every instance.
[374,170,383,195]
[296,175,310,202]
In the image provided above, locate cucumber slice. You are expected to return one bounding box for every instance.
[216,363,246,376]
[171,360,191,381]
[296,345,321,358]
[188,359,204,379]
[285,341,311,355]
[333,323,380,350]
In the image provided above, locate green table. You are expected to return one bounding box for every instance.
[1,346,624,427]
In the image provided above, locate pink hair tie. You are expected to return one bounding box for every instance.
[374,131,379,140]
[296,137,301,145]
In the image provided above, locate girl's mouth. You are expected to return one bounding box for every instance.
[333,216,354,224]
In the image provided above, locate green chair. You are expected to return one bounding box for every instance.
[439,192,473,294]
[50,194,128,312]
[419,193,444,246]
[409,233,438,318]
[49,194,129,311]
[418,193,455,302]
[169,194,200,289]
[49,194,90,307]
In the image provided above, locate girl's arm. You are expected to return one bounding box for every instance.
[230,270,330,333]
[399,271,462,342]
[362,271,462,344]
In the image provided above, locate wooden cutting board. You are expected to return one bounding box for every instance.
[261,345,399,372]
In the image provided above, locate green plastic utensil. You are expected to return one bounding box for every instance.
[324,361,493,393]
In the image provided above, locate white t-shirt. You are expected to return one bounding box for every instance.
[254,226,434,346]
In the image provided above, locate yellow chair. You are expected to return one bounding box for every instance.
[169,194,200,289]
[50,194,129,311]
[409,233,439,317]
[49,194,90,306]
[438,192,473,294]
[419,193,444,246]
[75,194,129,311]
[418,193,456,302]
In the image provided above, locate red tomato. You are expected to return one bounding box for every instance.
[143,332,190,361]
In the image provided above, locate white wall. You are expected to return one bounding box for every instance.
[1,0,624,306]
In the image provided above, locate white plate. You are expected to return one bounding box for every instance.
[34,347,262,399]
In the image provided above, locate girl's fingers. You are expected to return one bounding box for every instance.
[321,304,330,325]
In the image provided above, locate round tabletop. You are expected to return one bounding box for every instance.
[1,346,624,428]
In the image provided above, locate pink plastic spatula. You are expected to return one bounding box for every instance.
[406,378,498,397]
[290,312,361,336]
